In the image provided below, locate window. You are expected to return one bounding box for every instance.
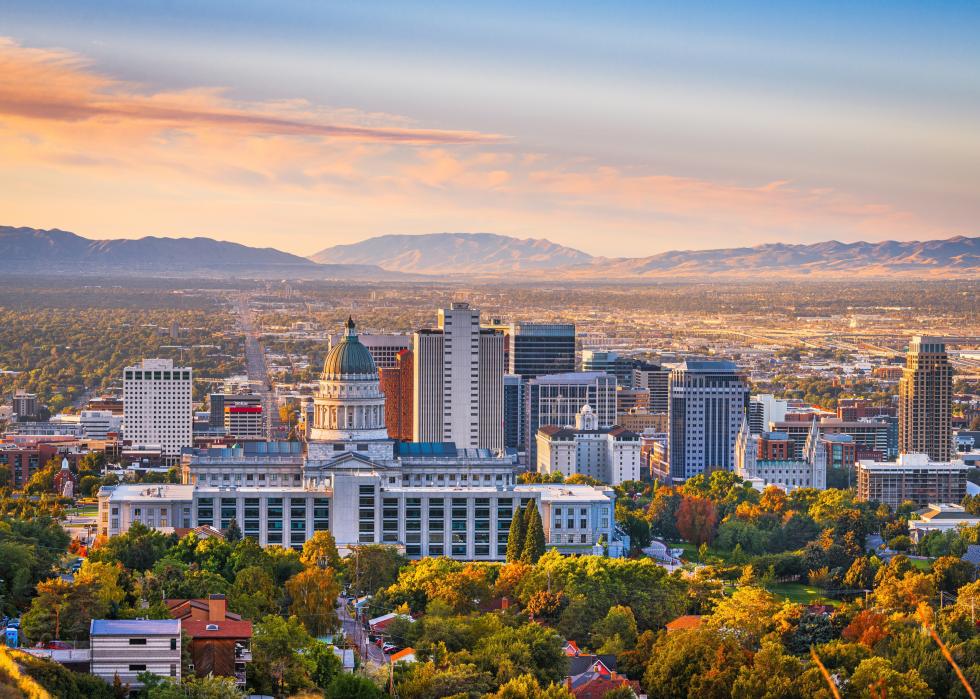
[129,664,147,671]
[170,638,177,651]
[129,638,147,645]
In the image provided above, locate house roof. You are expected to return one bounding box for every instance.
[963,544,980,567]
[165,598,243,621]
[567,673,640,699]
[389,647,416,663]
[182,619,253,639]
[568,655,616,676]
[665,614,703,631]
[91,619,180,636]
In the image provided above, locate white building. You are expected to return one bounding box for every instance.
[536,405,641,485]
[80,410,122,440]
[525,372,618,465]
[748,394,788,434]
[123,358,192,462]
[90,619,181,689]
[413,303,504,450]
[100,318,620,560]
[908,504,980,543]
[221,394,264,440]
[735,419,827,490]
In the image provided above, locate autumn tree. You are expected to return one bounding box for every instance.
[676,496,718,546]
[286,566,341,636]
[300,530,341,570]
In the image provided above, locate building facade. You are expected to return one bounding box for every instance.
[857,453,967,508]
[536,406,641,485]
[123,359,192,462]
[631,364,670,413]
[507,323,576,378]
[524,372,617,465]
[899,335,953,461]
[413,304,504,450]
[90,619,181,689]
[667,360,749,482]
[735,420,826,490]
[379,348,413,441]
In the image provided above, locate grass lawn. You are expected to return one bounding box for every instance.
[909,558,933,572]
[668,541,733,564]
[766,582,837,605]
[67,506,98,517]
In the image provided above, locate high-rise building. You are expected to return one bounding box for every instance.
[899,335,953,461]
[748,394,788,434]
[328,333,411,369]
[857,453,967,508]
[506,323,576,378]
[632,364,670,412]
[666,360,749,482]
[580,350,636,386]
[123,358,193,462]
[222,394,264,440]
[12,390,38,421]
[503,374,525,451]
[536,405,641,485]
[525,372,617,464]
[412,303,504,449]
[379,349,413,441]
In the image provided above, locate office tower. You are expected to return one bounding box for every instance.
[748,394,788,434]
[222,394,264,440]
[581,350,635,386]
[899,335,953,461]
[632,364,670,412]
[328,332,411,369]
[667,360,749,482]
[525,372,617,464]
[616,387,650,415]
[507,323,576,378]
[12,390,38,420]
[123,358,193,461]
[503,374,525,450]
[379,349,413,441]
[413,303,504,449]
[536,405,641,485]
[208,394,227,429]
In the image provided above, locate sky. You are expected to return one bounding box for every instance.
[0,1,977,257]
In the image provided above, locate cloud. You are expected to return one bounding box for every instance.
[0,37,501,144]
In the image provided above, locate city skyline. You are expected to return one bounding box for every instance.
[2,2,978,256]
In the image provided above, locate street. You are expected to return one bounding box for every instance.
[338,597,387,669]
[235,295,283,439]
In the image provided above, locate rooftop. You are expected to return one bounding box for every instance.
[91,619,180,636]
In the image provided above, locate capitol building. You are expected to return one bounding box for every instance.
[99,319,624,560]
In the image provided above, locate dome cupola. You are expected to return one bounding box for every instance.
[321,317,377,380]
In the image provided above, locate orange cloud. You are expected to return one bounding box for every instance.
[0,37,500,144]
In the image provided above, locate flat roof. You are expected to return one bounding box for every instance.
[91,619,180,636]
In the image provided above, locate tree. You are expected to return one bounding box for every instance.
[932,555,975,593]
[89,521,172,571]
[841,610,890,649]
[485,674,574,698]
[644,628,749,698]
[676,496,718,546]
[848,657,932,699]
[323,673,382,699]
[647,486,682,541]
[75,560,127,611]
[521,505,546,564]
[300,530,341,570]
[250,615,314,697]
[22,577,107,644]
[396,661,495,699]
[286,566,341,636]
[472,621,568,687]
[24,457,61,495]
[228,565,280,621]
[730,640,804,699]
[506,508,527,563]
[591,605,638,655]
[347,544,406,596]
[223,520,242,543]
[306,640,343,691]
[706,587,781,650]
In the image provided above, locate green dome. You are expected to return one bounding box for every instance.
[322,317,377,378]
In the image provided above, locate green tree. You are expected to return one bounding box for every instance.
[644,628,749,698]
[731,639,804,699]
[223,520,242,543]
[89,521,172,571]
[22,577,107,644]
[250,615,314,697]
[932,555,975,593]
[847,657,933,699]
[323,673,382,699]
[506,507,527,563]
[347,544,406,596]
[521,505,546,564]
[591,605,638,655]
[228,565,280,621]
[306,640,343,691]
[485,674,574,698]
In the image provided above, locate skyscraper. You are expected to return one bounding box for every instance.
[503,374,525,450]
[524,372,617,464]
[632,363,670,412]
[507,323,576,378]
[123,358,193,462]
[899,335,953,461]
[667,360,749,482]
[413,303,504,449]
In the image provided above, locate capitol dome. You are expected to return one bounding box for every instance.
[322,317,377,379]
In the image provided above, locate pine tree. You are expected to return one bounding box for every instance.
[506,506,527,562]
[224,520,243,542]
[521,505,546,564]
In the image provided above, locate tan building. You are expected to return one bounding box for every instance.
[857,453,967,508]
[616,408,668,433]
[899,336,953,461]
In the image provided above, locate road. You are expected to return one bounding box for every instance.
[338,597,387,669]
[235,295,283,439]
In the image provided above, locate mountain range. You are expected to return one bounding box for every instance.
[1,226,977,280]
